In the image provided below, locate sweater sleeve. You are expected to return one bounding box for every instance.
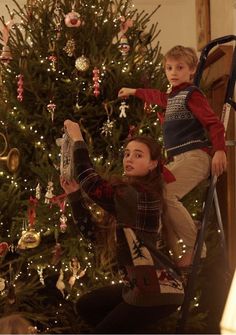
[188,90,226,152]
[73,141,116,214]
[67,189,96,240]
[135,88,167,108]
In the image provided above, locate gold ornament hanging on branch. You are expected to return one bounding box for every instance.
[0,132,20,173]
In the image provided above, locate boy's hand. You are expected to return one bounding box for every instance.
[64,119,83,142]
[60,176,80,195]
[211,150,227,177]
[118,87,136,98]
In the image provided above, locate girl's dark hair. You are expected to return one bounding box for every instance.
[95,136,164,270]
[123,135,163,197]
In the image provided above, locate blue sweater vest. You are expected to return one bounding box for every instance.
[163,86,210,157]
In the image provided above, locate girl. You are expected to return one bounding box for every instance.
[61,119,184,334]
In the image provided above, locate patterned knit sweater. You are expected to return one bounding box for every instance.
[163,86,210,156]
[135,82,226,158]
[68,141,184,307]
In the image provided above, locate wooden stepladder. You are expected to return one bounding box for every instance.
[176,35,236,333]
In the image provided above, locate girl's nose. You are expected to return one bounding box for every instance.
[126,154,133,162]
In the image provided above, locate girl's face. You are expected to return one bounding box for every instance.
[123,140,158,177]
[165,57,195,87]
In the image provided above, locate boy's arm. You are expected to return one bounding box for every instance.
[118,87,167,108]
[188,90,227,176]
[188,90,226,152]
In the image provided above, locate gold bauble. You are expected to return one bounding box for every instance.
[18,228,41,249]
[75,55,90,71]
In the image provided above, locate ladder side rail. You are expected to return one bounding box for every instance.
[176,176,217,332]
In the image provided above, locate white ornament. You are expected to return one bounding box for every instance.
[35,183,41,200]
[119,101,129,118]
[45,181,54,204]
[56,131,74,181]
[100,117,115,137]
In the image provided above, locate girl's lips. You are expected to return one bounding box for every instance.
[125,165,133,171]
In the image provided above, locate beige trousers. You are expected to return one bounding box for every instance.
[163,149,211,261]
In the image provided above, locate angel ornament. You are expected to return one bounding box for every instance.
[56,268,66,298]
[59,213,68,233]
[68,257,87,288]
[56,129,74,181]
[45,181,54,204]
[119,101,129,118]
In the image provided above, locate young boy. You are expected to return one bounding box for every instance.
[118,45,227,268]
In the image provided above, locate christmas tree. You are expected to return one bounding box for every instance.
[0,0,230,333]
[0,0,168,332]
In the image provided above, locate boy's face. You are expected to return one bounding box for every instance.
[165,56,195,87]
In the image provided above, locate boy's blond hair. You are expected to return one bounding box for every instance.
[163,45,198,70]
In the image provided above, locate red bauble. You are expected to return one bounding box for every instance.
[65,11,81,27]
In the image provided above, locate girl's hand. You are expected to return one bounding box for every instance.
[118,87,136,98]
[60,176,80,195]
[211,150,227,177]
[64,119,83,142]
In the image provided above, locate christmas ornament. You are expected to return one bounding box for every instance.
[119,100,129,118]
[18,197,40,250]
[53,2,62,39]
[0,277,5,292]
[65,10,81,27]
[51,243,62,265]
[0,242,9,257]
[45,181,54,203]
[56,129,74,180]
[18,228,41,249]
[0,19,14,64]
[63,39,76,57]
[35,182,41,200]
[17,74,24,102]
[0,132,20,173]
[0,45,12,64]
[59,213,67,233]
[56,268,65,297]
[48,55,57,71]
[68,257,87,288]
[49,193,68,233]
[75,55,90,72]
[118,35,130,57]
[47,101,56,122]
[92,67,100,97]
[75,92,83,110]
[101,103,115,137]
[112,16,133,44]
[127,125,138,138]
[37,266,45,285]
